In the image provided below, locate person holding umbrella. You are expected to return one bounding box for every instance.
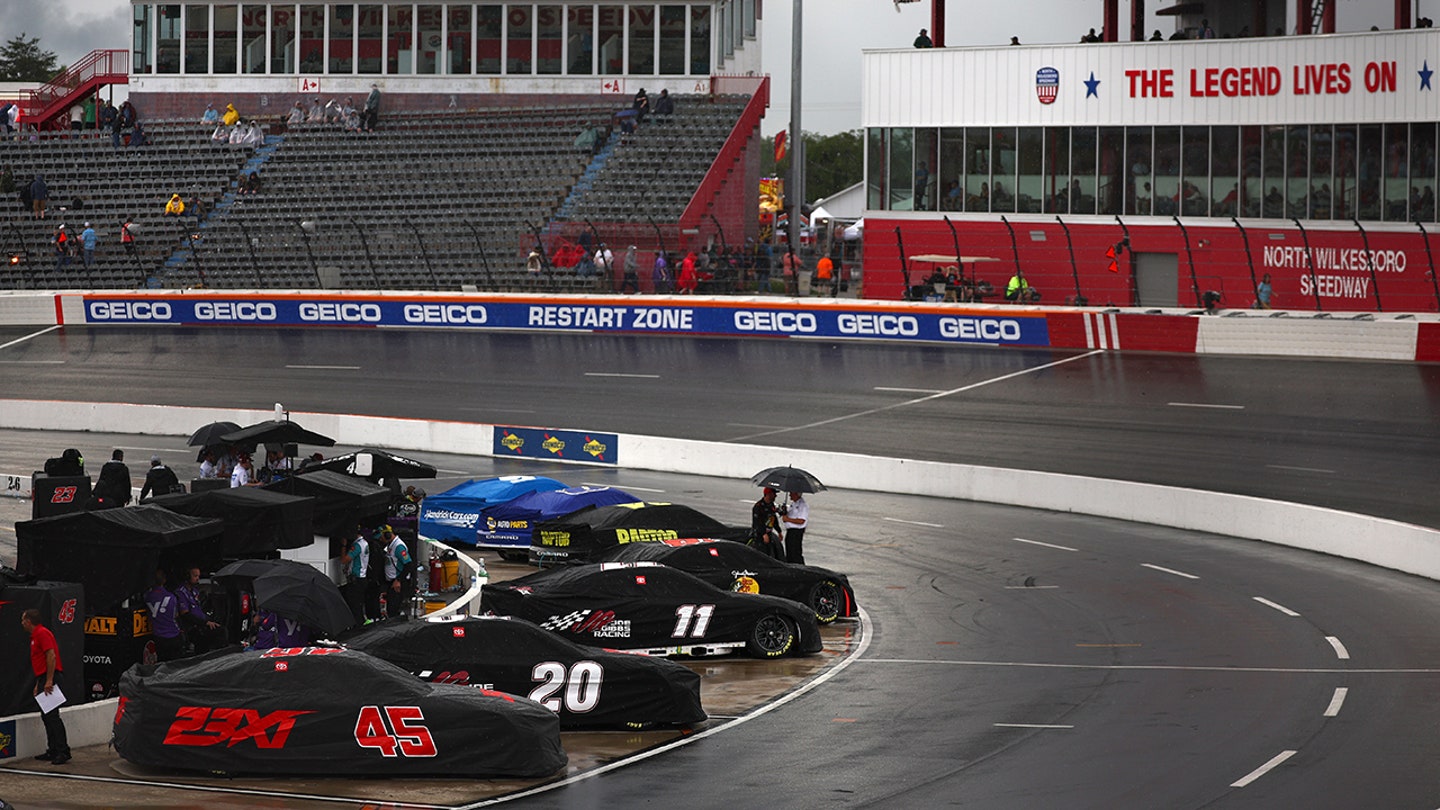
[781,491,810,564]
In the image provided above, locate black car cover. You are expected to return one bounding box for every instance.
[146,487,315,556]
[533,502,748,562]
[263,470,392,535]
[341,616,706,728]
[15,506,225,610]
[114,646,566,778]
[482,563,822,657]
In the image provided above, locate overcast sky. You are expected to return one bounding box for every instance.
[6,0,1408,137]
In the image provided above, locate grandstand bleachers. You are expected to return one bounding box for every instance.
[0,95,752,292]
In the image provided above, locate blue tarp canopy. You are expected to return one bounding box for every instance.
[419,475,567,546]
[477,486,640,548]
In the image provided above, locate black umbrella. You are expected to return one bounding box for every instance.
[222,419,337,448]
[214,558,352,637]
[188,421,242,447]
[749,466,827,494]
[310,448,438,481]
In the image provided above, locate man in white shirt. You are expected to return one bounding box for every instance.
[781,491,810,564]
[594,244,614,282]
[230,454,255,487]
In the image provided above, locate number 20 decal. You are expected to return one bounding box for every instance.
[671,604,715,638]
[530,661,604,713]
[353,706,437,757]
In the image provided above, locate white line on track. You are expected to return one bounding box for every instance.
[0,324,59,351]
[584,372,660,378]
[874,386,945,394]
[1324,687,1349,717]
[0,359,64,364]
[454,406,536,413]
[1254,596,1301,617]
[726,423,787,430]
[1013,537,1078,552]
[1266,464,1336,474]
[1142,563,1200,580]
[858,659,1440,674]
[882,516,944,528]
[585,482,665,493]
[1230,750,1298,788]
[729,350,1104,442]
[285,364,360,370]
[1325,636,1351,660]
[1168,401,1245,410]
[993,723,1073,729]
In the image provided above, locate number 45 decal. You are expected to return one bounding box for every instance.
[354,706,437,757]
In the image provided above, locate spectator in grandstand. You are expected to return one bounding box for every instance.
[595,243,614,281]
[52,225,69,269]
[654,89,675,119]
[0,166,12,194]
[120,100,138,130]
[914,28,933,48]
[1006,268,1037,303]
[221,103,239,127]
[0,102,12,136]
[363,84,381,131]
[323,98,342,124]
[29,174,48,219]
[621,245,640,293]
[121,217,136,256]
[199,102,218,125]
[527,249,543,274]
[653,251,672,293]
[68,102,83,134]
[80,222,96,269]
[129,122,148,147]
[165,194,185,217]
[239,171,261,195]
[286,101,304,126]
[1254,273,1274,309]
[1149,29,1164,41]
[1169,29,1188,40]
[678,251,698,294]
[1200,19,1216,38]
[632,88,650,123]
[992,181,1013,209]
[307,97,324,123]
[1009,36,1021,45]
[1080,28,1101,43]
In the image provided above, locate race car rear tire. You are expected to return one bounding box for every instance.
[809,580,842,624]
[746,614,796,659]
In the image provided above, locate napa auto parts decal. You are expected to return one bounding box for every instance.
[76,295,1051,346]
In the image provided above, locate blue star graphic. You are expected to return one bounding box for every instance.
[1421,60,1434,91]
[1084,71,1101,98]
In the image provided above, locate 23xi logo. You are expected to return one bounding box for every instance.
[163,706,314,748]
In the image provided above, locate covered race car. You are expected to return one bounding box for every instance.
[114,646,566,778]
[478,486,639,559]
[342,616,705,729]
[419,475,567,547]
[482,562,822,659]
[593,538,858,624]
[531,502,748,565]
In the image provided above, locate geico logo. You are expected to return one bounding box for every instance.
[938,317,1023,341]
[194,302,278,321]
[298,302,382,322]
[837,313,919,336]
[733,311,818,332]
[87,301,173,321]
[403,303,488,324]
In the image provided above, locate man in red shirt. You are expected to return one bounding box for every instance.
[22,608,70,765]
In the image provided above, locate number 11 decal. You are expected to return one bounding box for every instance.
[671,604,715,638]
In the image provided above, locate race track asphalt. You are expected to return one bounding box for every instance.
[0,324,1438,809]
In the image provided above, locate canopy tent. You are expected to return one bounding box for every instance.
[476,485,639,548]
[263,470,391,536]
[146,487,316,557]
[532,502,748,563]
[16,506,225,610]
[419,476,568,546]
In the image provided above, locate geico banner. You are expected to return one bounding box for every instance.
[79,296,1050,346]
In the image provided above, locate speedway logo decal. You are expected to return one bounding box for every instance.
[79,296,1050,347]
